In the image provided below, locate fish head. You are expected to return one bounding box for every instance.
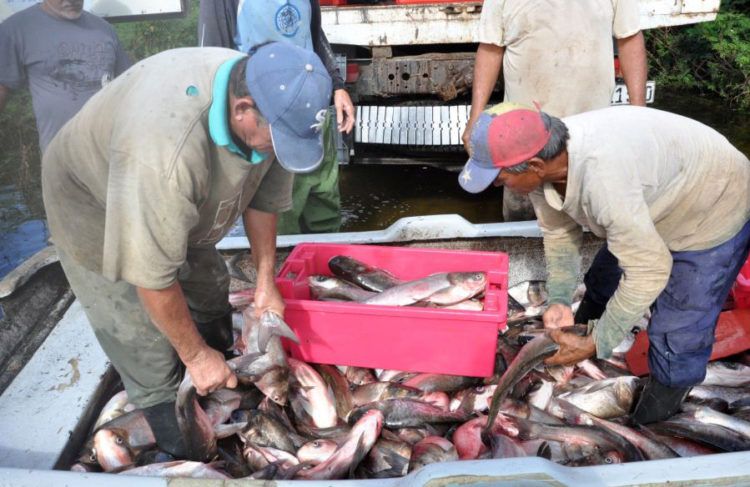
[297,439,338,465]
[308,275,340,293]
[526,281,548,307]
[242,444,270,471]
[601,449,626,465]
[77,438,99,468]
[256,367,289,406]
[329,256,368,275]
[449,272,487,296]
[93,428,133,472]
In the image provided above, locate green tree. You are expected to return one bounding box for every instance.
[646,3,750,109]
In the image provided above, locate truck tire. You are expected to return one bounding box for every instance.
[502,189,536,221]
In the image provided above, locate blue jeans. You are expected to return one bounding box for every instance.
[583,220,750,387]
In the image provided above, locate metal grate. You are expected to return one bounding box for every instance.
[355,105,470,146]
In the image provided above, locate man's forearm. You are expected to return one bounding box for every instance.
[243,208,278,284]
[617,32,647,106]
[0,85,10,113]
[469,44,504,121]
[137,282,206,363]
[545,236,582,306]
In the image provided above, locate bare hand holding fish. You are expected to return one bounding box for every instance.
[253,280,285,319]
[543,303,574,329]
[184,346,238,396]
[545,329,596,367]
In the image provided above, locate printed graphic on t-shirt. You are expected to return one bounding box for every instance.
[195,192,245,245]
[48,40,116,100]
[275,2,301,38]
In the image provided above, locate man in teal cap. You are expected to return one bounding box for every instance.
[198,0,355,234]
[42,42,333,458]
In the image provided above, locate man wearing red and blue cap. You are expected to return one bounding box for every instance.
[42,42,332,457]
[462,0,647,221]
[460,102,750,424]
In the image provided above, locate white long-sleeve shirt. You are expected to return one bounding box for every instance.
[529,106,750,357]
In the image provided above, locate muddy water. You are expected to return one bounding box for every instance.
[337,92,750,233]
[1,93,748,278]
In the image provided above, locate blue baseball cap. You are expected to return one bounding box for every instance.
[245,42,333,173]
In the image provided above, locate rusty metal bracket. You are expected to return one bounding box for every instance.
[353,53,475,100]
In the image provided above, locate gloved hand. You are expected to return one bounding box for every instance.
[544,328,596,366]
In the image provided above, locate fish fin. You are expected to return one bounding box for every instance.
[537,441,552,459]
[108,462,137,474]
[259,311,300,352]
[349,433,368,479]
[456,395,475,415]
[214,421,248,439]
[485,392,502,432]
[280,461,314,480]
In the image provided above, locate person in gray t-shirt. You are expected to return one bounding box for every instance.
[0,0,131,153]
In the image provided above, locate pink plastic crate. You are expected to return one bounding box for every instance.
[733,257,750,309]
[276,243,508,377]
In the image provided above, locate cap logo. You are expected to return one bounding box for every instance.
[310,109,327,133]
[461,167,472,183]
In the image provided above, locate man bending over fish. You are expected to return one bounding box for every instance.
[459,102,750,424]
[41,42,332,458]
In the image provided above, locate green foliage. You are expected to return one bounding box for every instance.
[647,11,750,109]
[114,0,199,62]
[0,89,42,214]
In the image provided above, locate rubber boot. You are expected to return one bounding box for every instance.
[142,400,188,458]
[631,377,691,425]
[574,296,607,324]
[194,312,233,354]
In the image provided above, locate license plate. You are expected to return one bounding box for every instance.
[611,80,656,105]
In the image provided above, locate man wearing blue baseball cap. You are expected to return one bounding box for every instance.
[41,42,332,459]
[461,102,750,425]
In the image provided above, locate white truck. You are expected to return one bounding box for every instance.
[319,0,720,166]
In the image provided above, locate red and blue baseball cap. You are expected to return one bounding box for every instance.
[246,42,333,173]
[458,102,551,193]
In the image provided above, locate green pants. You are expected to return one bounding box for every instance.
[277,109,342,235]
[57,246,230,408]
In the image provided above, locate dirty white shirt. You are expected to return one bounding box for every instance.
[478,0,640,117]
[528,106,750,358]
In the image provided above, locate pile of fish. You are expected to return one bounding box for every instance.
[71,256,750,480]
[308,255,487,310]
